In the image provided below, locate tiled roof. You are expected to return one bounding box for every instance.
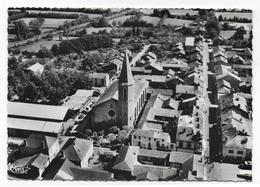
[138,149,170,159]
[169,151,193,163]
[112,146,139,172]
[131,129,170,140]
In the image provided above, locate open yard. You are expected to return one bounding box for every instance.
[20,18,75,28]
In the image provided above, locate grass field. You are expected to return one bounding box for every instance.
[21,37,79,52]
[27,10,102,18]
[215,12,252,19]
[140,16,193,27]
[20,18,75,28]
[220,30,236,39]
[108,15,132,25]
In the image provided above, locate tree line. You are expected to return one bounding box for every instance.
[51,34,113,55]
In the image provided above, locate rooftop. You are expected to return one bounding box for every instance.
[8,102,69,122]
[169,151,193,163]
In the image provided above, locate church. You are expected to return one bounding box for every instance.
[91,51,149,129]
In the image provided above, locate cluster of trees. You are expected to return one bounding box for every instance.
[218,15,252,23]
[215,9,252,13]
[51,34,113,55]
[8,56,93,105]
[205,11,220,39]
[25,12,79,19]
[13,20,34,40]
[8,12,26,22]
[13,7,111,15]
[90,17,110,28]
[122,17,153,27]
[150,9,197,20]
[58,15,90,31]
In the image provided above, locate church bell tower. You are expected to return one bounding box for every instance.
[118,51,134,127]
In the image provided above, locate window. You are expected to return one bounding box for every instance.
[237,151,243,155]
[138,141,141,146]
[134,136,136,139]
[139,136,141,139]
[154,138,157,141]
[149,138,151,141]
[123,88,127,100]
[228,150,234,154]
[108,110,115,117]
[162,139,164,142]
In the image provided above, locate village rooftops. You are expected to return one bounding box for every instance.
[133,163,178,180]
[138,149,170,159]
[225,135,252,150]
[169,151,193,164]
[132,129,170,140]
[12,153,49,169]
[8,102,69,122]
[92,72,109,79]
[26,62,44,74]
[62,139,93,163]
[7,117,64,135]
[219,93,248,113]
[112,145,139,172]
[185,37,195,47]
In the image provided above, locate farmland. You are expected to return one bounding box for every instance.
[21,36,79,52]
[140,16,193,27]
[215,12,252,19]
[108,15,131,25]
[19,18,75,28]
[139,8,198,16]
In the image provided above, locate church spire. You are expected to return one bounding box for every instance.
[119,50,134,85]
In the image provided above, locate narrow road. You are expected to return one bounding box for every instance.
[201,42,210,180]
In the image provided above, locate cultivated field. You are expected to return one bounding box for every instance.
[215,12,252,19]
[140,16,193,27]
[139,8,198,16]
[108,15,132,25]
[21,36,79,52]
[20,18,75,28]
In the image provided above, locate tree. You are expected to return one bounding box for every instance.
[222,22,230,31]
[51,44,60,55]
[112,20,117,27]
[8,56,18,70]
[218,15,223,22]
[14,20,30,40]
[23,82,38,101]
[78,29,87,36]
[206,16,220,39]
[37,47,53,58]
[231,26,246,40]
[98,16,109,27]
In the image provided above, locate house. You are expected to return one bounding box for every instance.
[91,73,110,87]
[138,149,170,166]
[62,138,93,168]
[53,159,78,180]
[217,79,232,95]
[136,171,159,181]
[176,115,202,153]
[26,62,44,75]
[220,110,252,136]
[112,146,139,179]
[160,58,189,72]
[219,93,249,117]
[185,37,195,50]
[222,135,252,163]
[169,151,193,176]
[137,94,180,130]
[10,153,49,179]
[131,129,174,151]
[133,164,178,180]
[26,134,60,162]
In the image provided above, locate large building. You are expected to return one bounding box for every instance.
[91,51,149,128]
